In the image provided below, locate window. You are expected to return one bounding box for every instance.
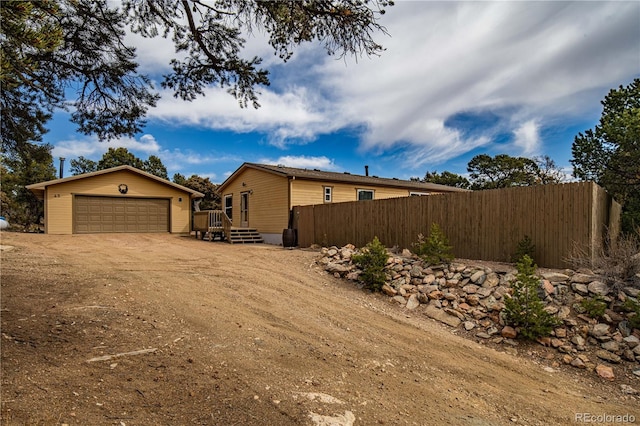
[324,186,332,203]
[357,189,374,201]
[410,192,430,196]
[224,195,232,222]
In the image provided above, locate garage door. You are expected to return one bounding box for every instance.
[74,196,169,233]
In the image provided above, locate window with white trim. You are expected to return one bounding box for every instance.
[324,186,332,203]
[410,192,430,196]
[357,189,374,201]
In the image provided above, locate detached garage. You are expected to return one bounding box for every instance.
[27,165,204,235]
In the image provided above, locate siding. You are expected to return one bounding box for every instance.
[44,170,192,234]
[291,180,412,205]
[220,167,453,235]
[221,168,289,233]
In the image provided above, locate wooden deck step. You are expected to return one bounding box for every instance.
[228,228,263,244]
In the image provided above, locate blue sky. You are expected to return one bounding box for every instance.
[48,1,640,184]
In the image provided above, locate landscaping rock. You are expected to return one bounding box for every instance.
[392,295,406,305]
[601,341,620,352]
[325,262,349,274]
[571,273,594,284]
[483,273,500,288]
[501,326,517,339]
[571,357,587,369]
[406,294,420,310]
[424,304,462,328]
[381,284,397,296]
[595,350,621,363]
[623,335,639,348]
[542,272,570,282]
[595,364,615,380]
[590,324,610,338]
[587,281,609,296]
[572,283,589,295]
[470,270,485,283]
[318,244,640,384]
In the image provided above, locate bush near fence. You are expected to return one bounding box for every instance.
[293,182,620,269]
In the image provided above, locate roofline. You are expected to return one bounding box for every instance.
[26,165,205,198]
[218,162,470,193]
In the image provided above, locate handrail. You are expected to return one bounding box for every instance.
[193,210,233,241]
[222,211,232,239]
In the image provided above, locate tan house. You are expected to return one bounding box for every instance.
[27,165,204,235]
[216,162,469,244]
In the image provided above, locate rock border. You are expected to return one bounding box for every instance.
[318,245,640,387]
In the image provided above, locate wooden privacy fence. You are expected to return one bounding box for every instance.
[292,182,621,269]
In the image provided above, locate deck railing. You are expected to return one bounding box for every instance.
[193,210,231,240]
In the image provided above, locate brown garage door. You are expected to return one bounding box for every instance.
[74,196,169,233]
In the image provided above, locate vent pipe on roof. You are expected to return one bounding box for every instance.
[365,165,369,176]
[59,157,65,179]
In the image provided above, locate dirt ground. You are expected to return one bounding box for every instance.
[1,233,638,426]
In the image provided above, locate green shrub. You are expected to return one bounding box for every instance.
[622,298,640,330]
[512,235,536,263]
[503,255,560,340]
[412,223,454,265]
[352,236,389,292]
[580,296,607,319]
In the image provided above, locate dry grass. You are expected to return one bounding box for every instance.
[567,227,640,293]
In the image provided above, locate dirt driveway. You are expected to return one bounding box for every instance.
[1,233,638,425]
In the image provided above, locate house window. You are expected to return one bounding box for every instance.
[324,186,332,203]
[357,189,374,201]
[224,194,232,222]
[410,192,430,196]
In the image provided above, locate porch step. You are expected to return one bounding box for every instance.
[229,228,263,244]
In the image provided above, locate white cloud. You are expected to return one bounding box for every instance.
[133,1,639,167]
[257,155,339,171]
[312,1,639,162]
[512,120,541,156]
[52,134,161,159]
[149,85,348,148]
[50,132,241,180]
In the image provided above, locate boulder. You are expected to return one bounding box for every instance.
[570,273,594,284]
[325,262,349,274]
[623,335,639,348]
[462,284,479,294]
[470,270,486,283]
[572,283,589,296]
[501,326,517,339]
[483,273,500,288]
[424,305,462,328]
[381,284,397,296]
[392,295,407,305]
[541,272,570,282]
[410,266,423,278]
[595,364,615,380]
[587,281,609,296]
[595,350,621,363]
[590,323,610,338]
[406,294,420,310]
[463,321,476,331]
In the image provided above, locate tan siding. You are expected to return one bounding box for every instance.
[220,168,435,236]
[291,180,411,205]
[44,170,192,234]
[221,168,289,234]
